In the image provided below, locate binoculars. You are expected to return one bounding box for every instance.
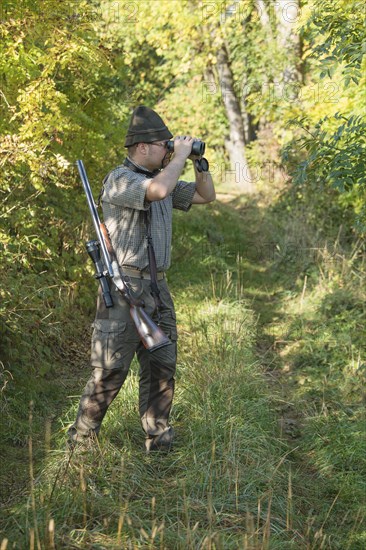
[166,139,205,156]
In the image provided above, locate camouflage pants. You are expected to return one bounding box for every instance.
[68,276,177,448]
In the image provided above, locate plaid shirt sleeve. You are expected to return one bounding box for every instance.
[171,181,196,211]
[102,166,151,210]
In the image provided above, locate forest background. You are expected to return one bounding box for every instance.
[0,0,365,548]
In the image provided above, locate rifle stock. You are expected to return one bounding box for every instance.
[76,159,170,352]
[130,306,172,351]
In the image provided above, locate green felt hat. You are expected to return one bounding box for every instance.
[124,105,173,146]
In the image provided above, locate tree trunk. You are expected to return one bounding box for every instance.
[255,0,273,38]
[275,0,302,97]
[241,9,259,144]
[240,75,259,144]
[217,43,254,193]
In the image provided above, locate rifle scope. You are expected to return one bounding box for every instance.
[86,240,113,308]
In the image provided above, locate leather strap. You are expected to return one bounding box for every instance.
[123,156,159,178]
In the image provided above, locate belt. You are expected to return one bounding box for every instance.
[121,267,165,280]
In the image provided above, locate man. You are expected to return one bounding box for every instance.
[68,105,215,452]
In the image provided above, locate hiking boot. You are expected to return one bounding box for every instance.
[145,427,174,453]
[67,426,98,452]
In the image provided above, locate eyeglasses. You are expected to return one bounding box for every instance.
[150,141,168,149]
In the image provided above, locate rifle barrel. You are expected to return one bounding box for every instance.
[76,160,114,278]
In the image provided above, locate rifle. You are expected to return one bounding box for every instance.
[76,159,170,352]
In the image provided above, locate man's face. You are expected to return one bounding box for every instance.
[147,141,171,170]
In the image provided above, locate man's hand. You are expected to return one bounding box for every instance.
[146,136,192,202]
[173,136,194,160]
[146,134,215,203]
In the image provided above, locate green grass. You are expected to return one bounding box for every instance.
[1,188,365,549]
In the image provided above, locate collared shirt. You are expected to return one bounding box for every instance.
[101,161,196,271]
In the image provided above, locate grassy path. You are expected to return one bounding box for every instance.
[1,190,365,549]
[220,192,366,550]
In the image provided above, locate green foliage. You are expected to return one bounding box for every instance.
[223,1,288,123]
[0,0,129,373]
[305,0,366,85]
[98,0,229,158]
[283,112,366,218]
[281,0,366,232]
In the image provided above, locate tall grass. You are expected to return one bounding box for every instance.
[1,267,298,548]
[1,194,365,548]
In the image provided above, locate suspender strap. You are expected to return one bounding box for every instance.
[123,156,159,178]
[144,210,164,313]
